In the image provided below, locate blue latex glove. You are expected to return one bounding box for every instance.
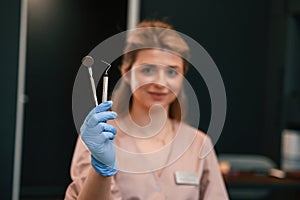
[80,101,118,176]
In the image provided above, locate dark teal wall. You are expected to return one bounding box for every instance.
[0,0,20,199]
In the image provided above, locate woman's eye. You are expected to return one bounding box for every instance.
[141,65,155,74]
[166,68,178,77]
[142,68,153,73]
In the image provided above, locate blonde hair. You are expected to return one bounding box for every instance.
[112,20,190,121]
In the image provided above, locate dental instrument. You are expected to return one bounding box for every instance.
[82,56,98,106]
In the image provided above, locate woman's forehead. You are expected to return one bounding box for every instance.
[134,49,184,67]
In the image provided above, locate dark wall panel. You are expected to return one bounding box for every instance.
[0,0,20,199]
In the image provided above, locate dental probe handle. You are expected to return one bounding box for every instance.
[102,73,108,102]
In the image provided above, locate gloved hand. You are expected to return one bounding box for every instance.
[80,101,118,176]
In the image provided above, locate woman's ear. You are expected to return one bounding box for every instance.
[121,66,131,84]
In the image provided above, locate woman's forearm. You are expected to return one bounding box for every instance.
[78,167,112,200]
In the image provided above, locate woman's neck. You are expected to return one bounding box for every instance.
[129,102,175,153]
[129,100,170,127]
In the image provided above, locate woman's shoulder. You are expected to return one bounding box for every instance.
[173,120,215,159]
[174,120,208,139]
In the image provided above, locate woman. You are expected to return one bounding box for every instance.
[65,20,228,200]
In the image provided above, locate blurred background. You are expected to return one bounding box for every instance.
[1,0,300,199]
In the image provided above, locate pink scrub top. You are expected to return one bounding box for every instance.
[65,121,229,200]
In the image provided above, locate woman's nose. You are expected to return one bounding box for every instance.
[153,70,168,86]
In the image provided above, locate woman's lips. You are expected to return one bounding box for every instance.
[148,91,168,100]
